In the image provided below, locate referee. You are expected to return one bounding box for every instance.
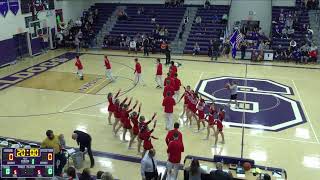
[72,130,95,168]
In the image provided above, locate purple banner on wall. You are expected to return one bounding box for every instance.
[0,0,8,17]
[8,0,19,15]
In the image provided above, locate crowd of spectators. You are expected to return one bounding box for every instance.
[300,0,319,10]
[103,23,170,54]
[56,8,98,49]
[164,0,184,7]
[272,8,317,63]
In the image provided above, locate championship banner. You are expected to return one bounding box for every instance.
[8,0,19,15]
[0,0,8,17]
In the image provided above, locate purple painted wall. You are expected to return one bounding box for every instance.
[0,38,17,66]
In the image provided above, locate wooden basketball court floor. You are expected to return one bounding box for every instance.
[0,49,320,180]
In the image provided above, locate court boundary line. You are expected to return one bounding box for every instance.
[291,80,320,144]
[84,51,320,71]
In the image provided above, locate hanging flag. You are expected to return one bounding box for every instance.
[9,0,19,15]
[229,30,244,58]
[0,0,8,17]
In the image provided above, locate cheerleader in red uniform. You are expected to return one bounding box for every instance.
[128,103,142,149]
[119,100,138,142]
[186,91,198,127]
[214,117,225,147]
[204,103,217,140]
[114,97,132,135]
[112,97,129,133]
[137,113,157,154]
[218,107,225,122]
[178,85,191,119]
[196,97,206,132]
[142,120,158,157]
[107,89,121,125]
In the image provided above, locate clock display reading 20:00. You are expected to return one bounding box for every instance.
[15,148,40,157]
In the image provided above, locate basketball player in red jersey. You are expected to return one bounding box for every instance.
[75,56,84,80]
[119,100,138,142]
[163,80,175,98]
[169,61,177,78]
[196,97,206,132]
[155,58,163,88]
[164,72,175,87]
[128,103,142,149]
[138,113,157,154]
[107,89,121,125]
[178,86,191,119]
[204,103,217,140]
[162,91,176,130]
[134,58,145,86]
[173,73,181,101]
[104,55,115,82]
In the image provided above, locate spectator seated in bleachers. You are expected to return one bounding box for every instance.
[63,166,78,180]
[193,42,201,55]
[275,45,286,60]
[137,7,144,15]
[303,0,319,10]
[160,41,168,53]
[117,9,128,21]
[129,38,137,54]
[79,168,93,180]
[221,13,228,24]
[195,16,202,26]
[101,172,114,180]
[204,0,211,9]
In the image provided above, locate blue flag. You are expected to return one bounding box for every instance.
[230,30,238,58]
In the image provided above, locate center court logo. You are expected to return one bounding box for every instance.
[195,76,307,131]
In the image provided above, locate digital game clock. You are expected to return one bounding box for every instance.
[1,148,54,178]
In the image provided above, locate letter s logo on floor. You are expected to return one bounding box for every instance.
[196,77,307,131]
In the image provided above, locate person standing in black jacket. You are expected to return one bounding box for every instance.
[72,130,95,168]
[240,41,247,60]
[143,38,150,56]
[211,39,220,61]
[165,46,171,65]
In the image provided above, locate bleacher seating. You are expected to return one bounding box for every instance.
[89,4,117,37]
[184,5,230,54]
[271,6,310,49]
[107,4,186,50]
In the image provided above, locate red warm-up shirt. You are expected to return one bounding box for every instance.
[167,139,184,163]
[169,65,177,76]
[162,96,176,113]
[104,58,111,69]
[165,128,183,146]
[75,59,83,70]
[156,63,162,75]
[135,62,141,74]
[173,77,181,91]
[163,85,175,97]
[164,77,175,87]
